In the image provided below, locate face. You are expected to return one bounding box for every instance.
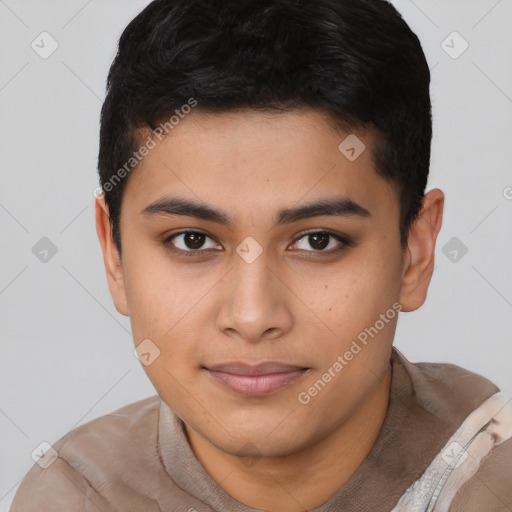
[98,109,413,458]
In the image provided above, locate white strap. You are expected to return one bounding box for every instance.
[390,391,512,512]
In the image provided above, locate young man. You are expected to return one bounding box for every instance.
[11,0,512,511]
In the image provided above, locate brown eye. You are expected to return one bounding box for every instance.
[308,233,330,250]
[165,231,221,253]
[182,232,206,249]
[292,231,352,253]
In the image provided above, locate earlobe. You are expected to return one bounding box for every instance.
[95,196,129,316]
[399,189,444,313]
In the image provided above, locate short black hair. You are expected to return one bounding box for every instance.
[98,0,432,257]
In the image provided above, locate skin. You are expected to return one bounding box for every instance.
[96,109,444,511]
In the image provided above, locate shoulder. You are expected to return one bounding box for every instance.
[10,457,107,511]
[448,437,512,511]
[392,347,500,426]
[392,349,512,511]
[50,394,161,473]
[11,395,161,511]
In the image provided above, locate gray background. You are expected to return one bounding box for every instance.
[1,0,511,508]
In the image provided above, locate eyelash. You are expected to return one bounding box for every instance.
[162,230,355,258]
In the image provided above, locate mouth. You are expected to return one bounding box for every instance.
[203,362,311,397]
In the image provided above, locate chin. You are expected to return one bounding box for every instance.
[200,418,315,459]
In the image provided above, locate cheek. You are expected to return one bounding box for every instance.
[122,245,215,367]
[121,241,195,335]
[141,359,201,424]
[325,259,399,316]
[309,247,402,351]
[349,236,403,302]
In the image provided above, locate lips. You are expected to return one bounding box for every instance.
[204,362,310,396]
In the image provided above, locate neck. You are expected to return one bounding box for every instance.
[185,364,392,512]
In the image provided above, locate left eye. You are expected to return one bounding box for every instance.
[291,232,347,252]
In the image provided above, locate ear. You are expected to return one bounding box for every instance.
[399,188,444,312]
[95,195,129,316]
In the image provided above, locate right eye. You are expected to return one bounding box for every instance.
[163,230,222,255]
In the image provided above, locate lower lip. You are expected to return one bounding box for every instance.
[206,369,309,396]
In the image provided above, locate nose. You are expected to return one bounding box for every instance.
[215,251,294,344]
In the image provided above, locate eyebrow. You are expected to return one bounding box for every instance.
[140,196,371,227]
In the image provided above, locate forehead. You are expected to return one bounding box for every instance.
[122,108,397,219]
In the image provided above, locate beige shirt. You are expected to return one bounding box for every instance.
[11,347,512,511]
